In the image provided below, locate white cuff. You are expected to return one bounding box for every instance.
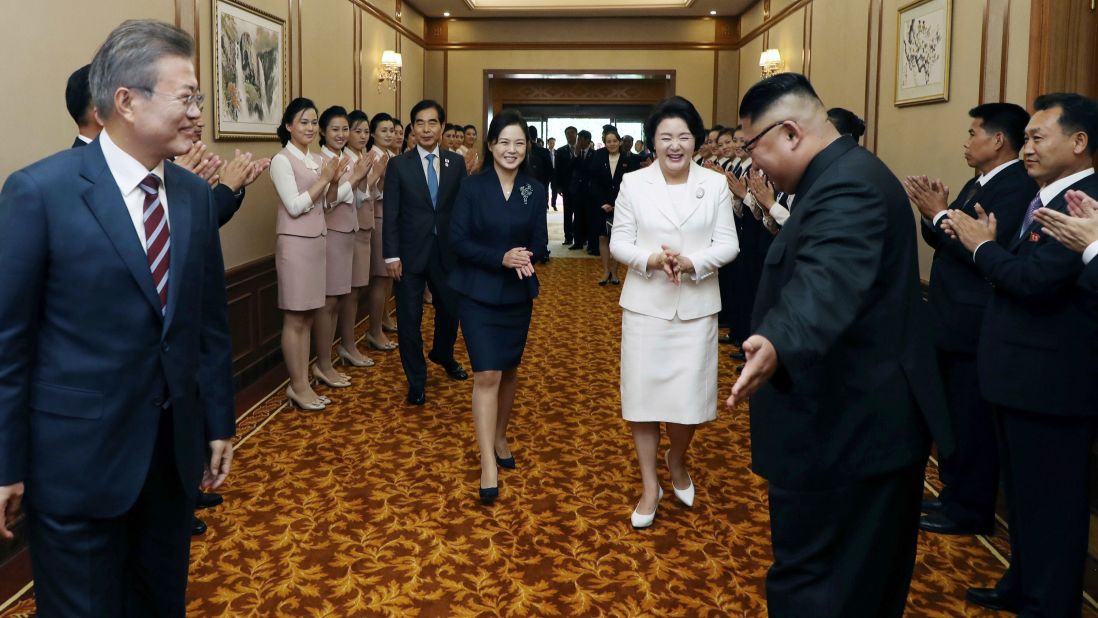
[1083,240,1098,265]
[384,257,400,264]
[932,210,949,226]
[972,239,993,262]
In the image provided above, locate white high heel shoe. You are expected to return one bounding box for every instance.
[666,452,695,508]
[336,345,374,367]
[631,487,663,529]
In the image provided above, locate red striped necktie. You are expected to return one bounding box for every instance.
[139,174,170,314]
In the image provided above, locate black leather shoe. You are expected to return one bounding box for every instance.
[429,354,469,380]
[191,515,207,536]
[919,511,991,536]
[569,243,584,250]
[495,454,516,470]
[195,492,223,510]
[718,335,734,345]
[561,239,572,246]
[479,486,499,505]
[730,351,746,361]
[965,588,1021,612]
[921,498,943,512]
[406,386,426,405]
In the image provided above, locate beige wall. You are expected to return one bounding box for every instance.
[0,0,423,269]
[445,17,715,44]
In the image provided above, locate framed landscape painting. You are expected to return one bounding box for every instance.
[212,0,289,140]
[895,0,952,107]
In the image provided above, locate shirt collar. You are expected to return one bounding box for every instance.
[977,159,1020,185]
[417,144,441,160]
[321,145,343,159]
[99,129,166,196]
[1039,168,1096,206]
[77,134,94,144]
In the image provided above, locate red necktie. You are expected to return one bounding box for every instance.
[139,174,170,314]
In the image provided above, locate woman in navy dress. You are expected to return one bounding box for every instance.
[448,109,549,504]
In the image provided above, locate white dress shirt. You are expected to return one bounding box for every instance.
[99,129,168,252]
[931,160,1023,226]
[77,134,93,145]
[270,142,321,216]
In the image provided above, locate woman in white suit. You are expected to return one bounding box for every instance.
[610,96,739,528]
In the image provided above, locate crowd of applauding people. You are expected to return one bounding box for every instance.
[5,17,1098,618]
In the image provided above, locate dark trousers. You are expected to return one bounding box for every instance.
[766,464,925,618]
[572,193,588,246]
[994,407,1096,617]
[550,183,559,208]
[561,191,576,243]
[394,240,460,390]
[935,349,998,531]
[27,410,193,618]
[587,201,605,253]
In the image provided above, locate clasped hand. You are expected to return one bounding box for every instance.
[649,244,694,285]
[503,247,536,279]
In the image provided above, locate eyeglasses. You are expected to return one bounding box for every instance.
[743,120,788,153]
[137,88,205,110]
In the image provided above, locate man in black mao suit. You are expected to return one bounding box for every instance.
[728,73,951,617]
[66,63,101,148]
[384,100,469,405]
[555,126,578,244]
[0,21,234,616]
[946,92,1098,617]
[906,103,1036,536]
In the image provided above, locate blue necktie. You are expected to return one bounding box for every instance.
[425,153,439,209]
[1020,194,1042,238]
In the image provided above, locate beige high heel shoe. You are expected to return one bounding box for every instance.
[312,365,351,388]
[336,345,374,367]
[286,386,325,411]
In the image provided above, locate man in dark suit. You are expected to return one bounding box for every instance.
[944,92,1098,617]
[384,99,470,405]
[727,73,951,617]
[0,21,234,616]
[555,126,578,244]
[527,125,554,263]
[904,103,1036,537]
[66,64,101,148]
[546,137,558,210]
[569,129,594,252]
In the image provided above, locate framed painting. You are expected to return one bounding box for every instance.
[212,0,289,140]
[895,0,952,107]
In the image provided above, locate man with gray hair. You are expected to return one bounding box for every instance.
[0,20,234,616]
[727,73,950,617]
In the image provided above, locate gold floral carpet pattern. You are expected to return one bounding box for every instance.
[4,256,1096,617]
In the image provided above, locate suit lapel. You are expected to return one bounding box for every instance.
[405,150,433,209]
[679,164,705,226]
[162,163,192,332]
[80,143,162,318]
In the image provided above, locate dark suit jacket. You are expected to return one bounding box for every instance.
[448,169,549,305]
[1080,258,1098,295]
[749,136,950,490]
[0,139,235,517]
[554,144,575,193]
[921,161,1036,352]
[71,137,88,149]
[974,173,1098,418]
[382,147,468,274]
[588,149,638,208]
[528,145,553,191]
[568,148,594,196]
[213,184,245,227]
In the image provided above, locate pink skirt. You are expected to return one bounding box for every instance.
[370,215,389,279]
[277,234,326,311]
[351,228,372,288]
[325,229,355,297]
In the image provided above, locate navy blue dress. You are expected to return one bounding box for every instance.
[448,168,550,371]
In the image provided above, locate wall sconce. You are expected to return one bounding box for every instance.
[759,49,783,78]
[377,50,402,93]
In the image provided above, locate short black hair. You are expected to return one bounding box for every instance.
[409,99,445,124]
[565,126,577,133]
[1033,93,1098,155]
[463,124,476,132]
[348,109,369,130]
[602,124,620,142]
[482,109,530,173]
[826,107,866,141]
[318,105,349,147]
[66,64,93,125]
[577,129,592,141]
[739,72,822,123]
[527,124,539,140]
[708,125,725,135]
[277,97,317,146]
[643,95,706,151]
[969,102,1029,152]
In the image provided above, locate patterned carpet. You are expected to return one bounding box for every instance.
[3,256,1095,617]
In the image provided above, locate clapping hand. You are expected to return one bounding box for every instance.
[320,155,345,183]
[941,203,997,251]
[747,169,776,208]
[217,150,254,192]
[348,152,372,185]
[177,141,222,186]
[503,247,535,279]
[725,169,748,200]
[903,175,950,220]
[1034,189,1098,253]
[464,149,480,175]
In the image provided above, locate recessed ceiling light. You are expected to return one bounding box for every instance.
[709,10,717,15]
[443,11,451,16]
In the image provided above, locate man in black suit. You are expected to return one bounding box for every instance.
[0,21,234,616]
[384,99,469,405]
[727,73,951,617]
[904,103,1036,537]
[65,64,101,148]
[944,92,1098,617]
[546,137,558,210]
[555,126,578,244]
[569,129,594,252]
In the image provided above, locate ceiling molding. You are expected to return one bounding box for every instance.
[349,0,426,47]
[736,0,812,48]
[427,40,738,51]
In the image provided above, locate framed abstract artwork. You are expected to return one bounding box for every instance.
[212,0,289,140]
[895,0,952,107]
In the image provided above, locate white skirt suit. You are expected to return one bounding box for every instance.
[609,162,740,424]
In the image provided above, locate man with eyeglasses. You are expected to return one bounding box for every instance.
[727,73,951,618]
[0,20,235,616]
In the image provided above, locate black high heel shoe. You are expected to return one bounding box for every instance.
[479,486,499,505]
[495,454,516,470]
[598,273,612,286]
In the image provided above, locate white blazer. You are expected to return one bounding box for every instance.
[610,161,739,320]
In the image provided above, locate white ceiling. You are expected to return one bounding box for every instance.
[405,0,755,19]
